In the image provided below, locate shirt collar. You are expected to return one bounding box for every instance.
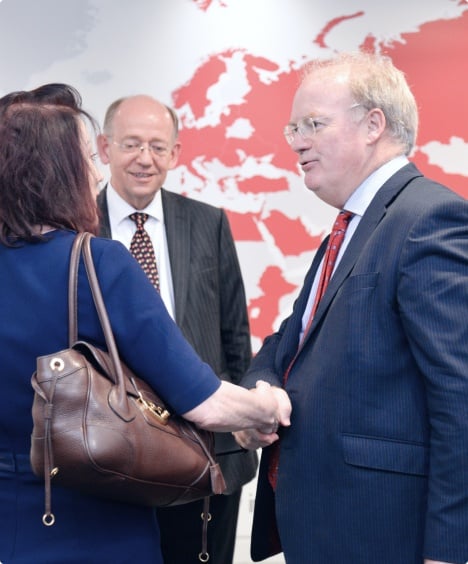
[344,155,409,217]
[106,183,164,226]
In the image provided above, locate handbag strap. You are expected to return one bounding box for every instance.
[68,232,131,417]
[68,232,86,345]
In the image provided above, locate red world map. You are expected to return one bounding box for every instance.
[173,8,468,346]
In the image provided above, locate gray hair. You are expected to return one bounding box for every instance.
[302,52,418,155]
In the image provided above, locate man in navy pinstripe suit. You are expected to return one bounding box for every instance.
[234,52,468,564]
[96,95,258,563]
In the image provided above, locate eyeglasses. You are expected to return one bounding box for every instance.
[283,103,363,145]
[111,139,170,156]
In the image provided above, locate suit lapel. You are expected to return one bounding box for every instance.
[96,185,112,238]
[303,163,423,341]
[162,189,190,325]
[274,241,327,372]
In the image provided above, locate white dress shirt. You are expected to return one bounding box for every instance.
[299,156,409,341]
[105,184,176,319]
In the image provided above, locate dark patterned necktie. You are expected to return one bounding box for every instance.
[267,210,353,491]
[129,212,160,291]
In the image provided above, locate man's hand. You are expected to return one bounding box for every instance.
[233,427,279,450]
[233,383,292,450]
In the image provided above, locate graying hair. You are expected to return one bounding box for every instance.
[102,96,179,142]
[302,51,418,155]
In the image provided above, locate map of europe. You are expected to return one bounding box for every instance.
[173,5,468,349]
[0,0,466,352]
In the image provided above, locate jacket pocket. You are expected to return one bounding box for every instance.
[342,433,428,476]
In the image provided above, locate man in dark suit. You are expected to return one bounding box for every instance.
[96,94,258,564]
[234,52,468,564]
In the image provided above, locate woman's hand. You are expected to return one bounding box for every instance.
[182,379,290,433]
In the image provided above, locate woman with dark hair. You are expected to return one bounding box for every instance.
[0,102,287,563]
[0,82,82,113]
[30,82,83,107]
[0,103,98,240]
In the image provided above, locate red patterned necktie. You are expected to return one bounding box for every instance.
[267,210,353,491]
[304,209,353,331]
[129,212,160,291]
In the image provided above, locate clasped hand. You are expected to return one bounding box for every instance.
[233,380,292,450]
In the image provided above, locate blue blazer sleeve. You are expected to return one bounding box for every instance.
[77,237,221,415]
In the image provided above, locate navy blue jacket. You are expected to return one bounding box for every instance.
[243,164,468,564]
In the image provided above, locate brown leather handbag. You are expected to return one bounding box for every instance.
[30,232,226,526]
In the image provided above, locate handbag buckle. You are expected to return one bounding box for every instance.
[136,395,170,425]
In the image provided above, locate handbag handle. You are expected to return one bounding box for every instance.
[68,231,84,346]
[68,232,133,419]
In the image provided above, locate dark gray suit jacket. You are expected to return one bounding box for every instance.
[97,186,258,493]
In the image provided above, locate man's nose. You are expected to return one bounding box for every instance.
[290,133,311,154]
[135,145,154,163]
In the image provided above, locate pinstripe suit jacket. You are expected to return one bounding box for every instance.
[242,163,468,563]
[97,186,258,492]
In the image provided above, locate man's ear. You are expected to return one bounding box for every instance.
[96,133,110,165]
[168,141,182,170]
[366,108,386,143]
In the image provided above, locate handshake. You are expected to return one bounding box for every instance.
[233,380,292,451]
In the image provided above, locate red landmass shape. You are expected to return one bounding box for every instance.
[236,176,288,195]
[173,50,300,179]
[249,266,297,342]
[373,10,468,198]
[225,210,262,241]
[314,12,365,48]
[263,211,323,256]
